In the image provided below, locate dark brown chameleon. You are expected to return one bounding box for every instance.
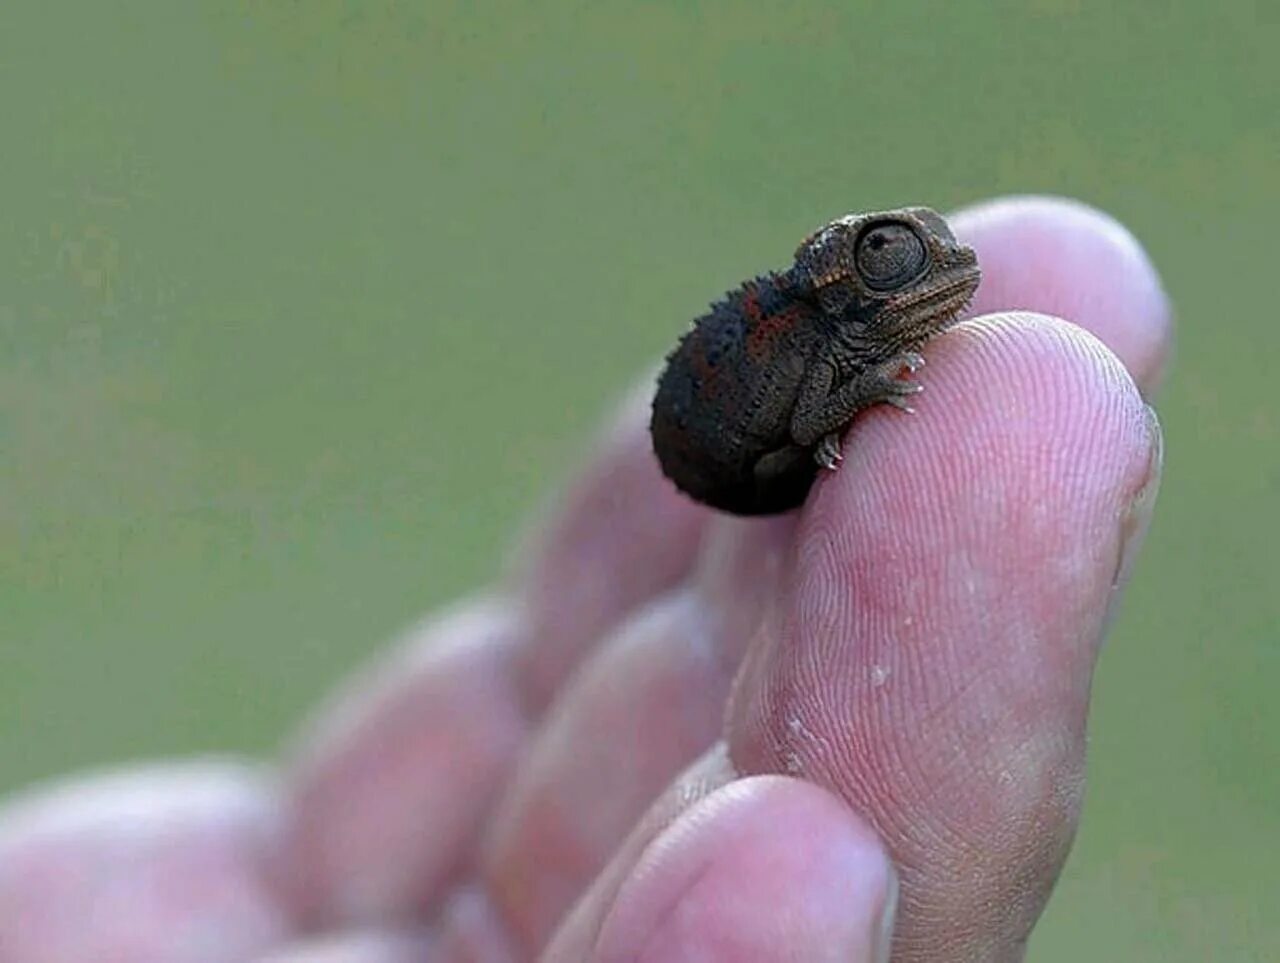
[650,206,981,515]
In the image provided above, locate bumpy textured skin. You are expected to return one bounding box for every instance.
[650,206,981,515]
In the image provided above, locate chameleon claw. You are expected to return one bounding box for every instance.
[893,380,924,405]
[886,384,922,413]
[814,433,844,469]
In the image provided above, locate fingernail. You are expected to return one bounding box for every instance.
[872,866,899,963]
[1102,404,1164,636]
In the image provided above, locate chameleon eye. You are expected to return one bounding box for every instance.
[855,222,928,291]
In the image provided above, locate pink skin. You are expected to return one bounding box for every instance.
[0,763,289,963]
[255,931,427,963]
[0,196,1170,962]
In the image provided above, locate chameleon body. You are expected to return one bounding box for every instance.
[650,206,981,515]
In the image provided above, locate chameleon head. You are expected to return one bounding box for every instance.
[792,206,981,341]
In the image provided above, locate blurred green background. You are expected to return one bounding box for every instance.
[1,2,1275,958]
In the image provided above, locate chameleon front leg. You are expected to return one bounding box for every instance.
[791,352,926,467]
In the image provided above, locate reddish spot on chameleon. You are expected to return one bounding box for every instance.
[745,303,805,364]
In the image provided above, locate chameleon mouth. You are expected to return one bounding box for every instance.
[887,256,982,326]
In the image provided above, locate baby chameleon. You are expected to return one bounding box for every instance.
[650,206,981,515]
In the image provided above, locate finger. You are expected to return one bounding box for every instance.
[279,385,713,931]
[480,592,723,955]
[280,598,528,927]
[951,195,1172,395]
[281,381,712,930]
[512,380,711,709]
[477,518,794,955]
[544,776,896,963]
[0,761,291,963]
[283,199,1170,947]
[727,313,1162,961]
[255,931,426,963]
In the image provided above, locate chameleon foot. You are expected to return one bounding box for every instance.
[814,432,843,470]
[872,353,926,413]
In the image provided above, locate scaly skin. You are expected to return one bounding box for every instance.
[651,206,982,515]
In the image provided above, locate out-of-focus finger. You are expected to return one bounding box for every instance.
[512,380,710,710]
[279,384,718,932]
[478,592,724,956]
[280,598,528,928]
[477,518,794,956]
[544,775,895,963]
[0,761,291,963]
[255,930,427,963]
[952,195,1172,395]
[727,313,1161,961]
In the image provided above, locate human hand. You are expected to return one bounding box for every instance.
[0,196,1170,962]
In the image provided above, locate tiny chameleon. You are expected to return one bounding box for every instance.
[650,206,981,516]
